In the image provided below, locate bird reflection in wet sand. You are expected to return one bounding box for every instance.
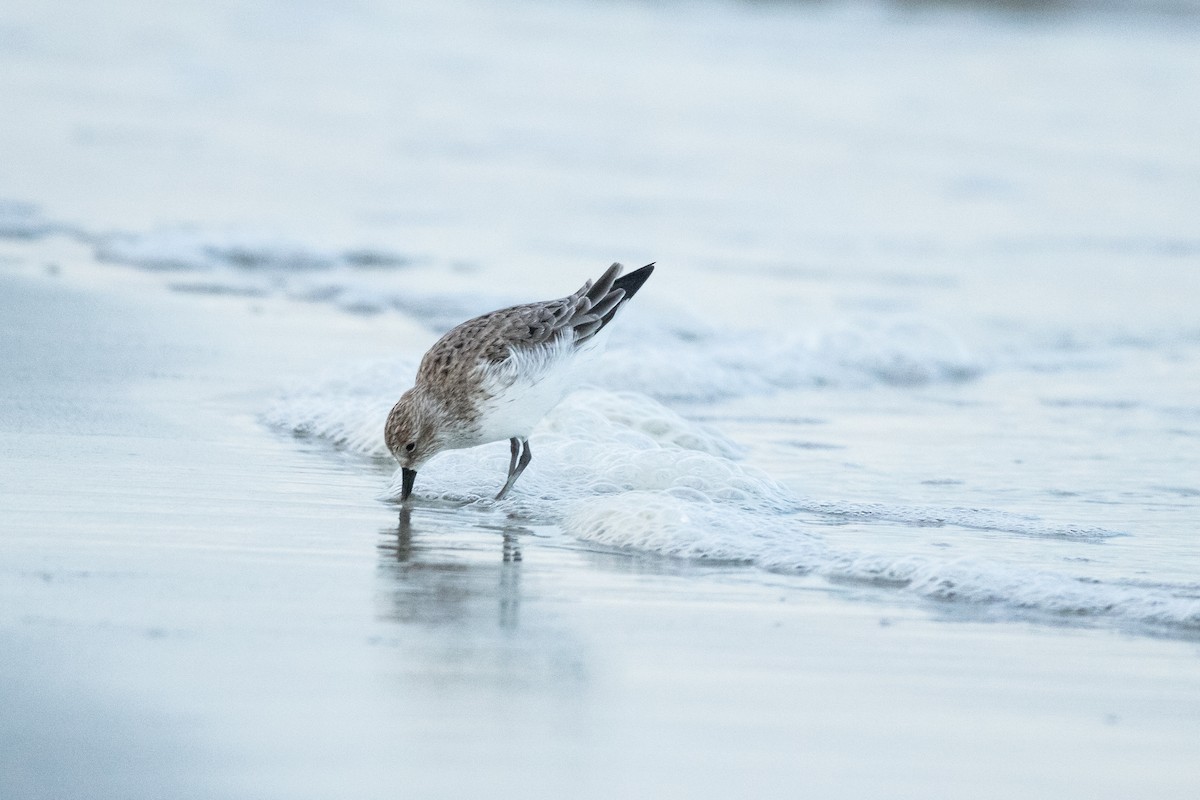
[378,506,524,629]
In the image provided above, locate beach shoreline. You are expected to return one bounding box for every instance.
[3,0,1200,793]
[2,249,1199,799]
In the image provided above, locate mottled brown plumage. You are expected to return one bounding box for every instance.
[385,262,655,501]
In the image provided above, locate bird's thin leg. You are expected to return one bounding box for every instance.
[496,437,521,500]
[495,438,532,500]
[506,437,520,480]
[515,439,532,482]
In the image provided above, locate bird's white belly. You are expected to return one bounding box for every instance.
[472,335,603,444]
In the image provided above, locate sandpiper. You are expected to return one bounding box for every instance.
[385,262,655,501]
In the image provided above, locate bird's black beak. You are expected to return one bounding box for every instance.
[400,468,417,502]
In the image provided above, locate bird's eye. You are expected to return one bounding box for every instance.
[405,442,416,452]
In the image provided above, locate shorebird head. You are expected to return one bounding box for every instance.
[384,387,444,501]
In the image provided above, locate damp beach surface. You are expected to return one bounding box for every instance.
[3,0,1200,797]
[4,261,1199,799]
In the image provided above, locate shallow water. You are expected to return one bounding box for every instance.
[3,0,1200,796]
[3,0,1199,632]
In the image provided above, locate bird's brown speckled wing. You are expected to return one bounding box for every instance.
[413,263,654,418]
[417,265,616,371]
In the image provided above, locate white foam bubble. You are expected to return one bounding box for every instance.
[264,358,416,460]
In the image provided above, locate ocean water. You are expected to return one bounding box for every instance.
[3,0,1199,637]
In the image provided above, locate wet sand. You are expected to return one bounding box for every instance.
[2,251,1200,799]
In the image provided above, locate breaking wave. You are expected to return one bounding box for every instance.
[263,362,1200,633]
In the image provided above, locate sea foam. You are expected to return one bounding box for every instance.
[263,360,1200,632]
[71,222,1197,631]
[70,224,987,398]
[595,313,982,401]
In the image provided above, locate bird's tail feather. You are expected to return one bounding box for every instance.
[570,261,655,343]
[600,262,654,327]
[612,262,654,301]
